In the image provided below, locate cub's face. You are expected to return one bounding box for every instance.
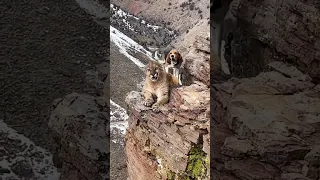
[145,62,163,82]
[167,49,182,65]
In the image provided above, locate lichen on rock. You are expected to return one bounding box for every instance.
[186,146,208,180]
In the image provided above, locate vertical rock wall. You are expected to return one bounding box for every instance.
[124,22,211,179]
[221,0,320,81]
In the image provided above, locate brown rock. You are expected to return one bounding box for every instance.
[304,145,320,166]
[202,134,210,155]
[178,125,200,144]
[281,173,313,180]
[225,158,281,179]
[125,85,210,178]
[126,132,158,180]
[221,136,256,157]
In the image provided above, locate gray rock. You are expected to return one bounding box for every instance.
[221,136,257,157]
[212,61,320,178]
[222,0,320,79]
[48,92,109,180]
[0,120,60,180]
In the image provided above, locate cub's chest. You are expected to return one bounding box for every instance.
[146,81,167,93]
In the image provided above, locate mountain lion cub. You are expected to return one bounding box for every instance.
[142,61,178,112]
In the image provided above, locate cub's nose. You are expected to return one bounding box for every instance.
[170,55,174,58]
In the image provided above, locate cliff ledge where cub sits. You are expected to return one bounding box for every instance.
[125,82,210,180]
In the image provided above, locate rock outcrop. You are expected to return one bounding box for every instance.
[125,83,210,180]
[220,0,320,81]
[212,61,320,179]
[211,1,320,179]
[124,19,210,179]
[48,92,109,180]
[0,120,60,179]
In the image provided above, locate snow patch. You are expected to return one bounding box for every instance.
[0,120,60,180]
[111,3,172,33]
[110,100,129,135]
[110,26,156,68]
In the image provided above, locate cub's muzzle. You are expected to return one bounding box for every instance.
[149,71,158,81]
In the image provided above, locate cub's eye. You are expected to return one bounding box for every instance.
[147,68,150,71]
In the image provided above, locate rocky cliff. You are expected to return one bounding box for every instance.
[110,0,210,34]
[212,62,320,179]
[212,0,320,179]
[124,20,211,180]
[48,62,109,180]
[220,0,320,81]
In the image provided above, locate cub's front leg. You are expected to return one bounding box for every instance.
[143,90,154,107]
[152,91,169,112]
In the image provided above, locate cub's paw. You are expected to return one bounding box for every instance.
[144,99,154,107]
[152,104,160,113]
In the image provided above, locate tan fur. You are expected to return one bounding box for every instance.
[142,61,176,112]
[164,49,184,86]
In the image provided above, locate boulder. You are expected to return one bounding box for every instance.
[48,93,109,180]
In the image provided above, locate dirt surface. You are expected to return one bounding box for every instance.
[0,0,109,151]
[110,42,144,108]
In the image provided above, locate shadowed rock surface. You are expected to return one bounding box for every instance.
[212,62,320,179]
[211,1,320,179]
[48,92,109,180]
[0,120,60,179]
[1,0,110,179]
[219,0,320,81]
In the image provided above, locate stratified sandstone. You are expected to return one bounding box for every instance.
[212,61,320,179]
[124,18,211,179]
[125,82,210,180]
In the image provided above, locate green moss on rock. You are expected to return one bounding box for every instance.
[205,156,209,167]
[186,146,207,179]
[167,170,175,180]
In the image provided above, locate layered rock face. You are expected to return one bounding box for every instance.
[221,0,320,81]
[212,62,320,179]
[124,22,210,179]
[126,83,210,180]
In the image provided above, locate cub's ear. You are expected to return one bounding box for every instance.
[144,63,150,73]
